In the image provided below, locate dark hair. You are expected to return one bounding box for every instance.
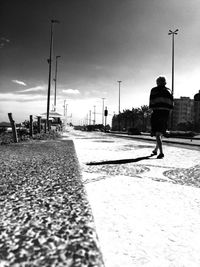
[156,76,166,86]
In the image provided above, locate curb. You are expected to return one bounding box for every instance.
[0,139,104,266]
[107,132,200,148]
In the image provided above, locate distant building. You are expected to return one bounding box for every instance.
[172,97,194,129]
[194,90,200,131]
[36,111,63,131]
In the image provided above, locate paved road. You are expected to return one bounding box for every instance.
[64,130,200,267]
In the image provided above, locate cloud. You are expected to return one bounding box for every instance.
[17,85,46,93]
[12,80,27,86]
[62,89,80,95]
[0,93,46,102]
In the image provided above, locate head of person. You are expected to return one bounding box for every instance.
[156,76,166,86]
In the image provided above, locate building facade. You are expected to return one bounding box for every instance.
[194,90,200,131]
[172,97,194,130]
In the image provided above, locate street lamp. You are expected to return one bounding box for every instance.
[53,55,61,111]
[63,99,66,116]
[168,29,178,96]
[89,110,92,125]
[63,99,68,126]
[118,81,122,114]
[101,98,105,125]
[46,19,60,131]
[93,105,96,125]
[65,103,68,125]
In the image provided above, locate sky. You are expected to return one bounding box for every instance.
[1,0,200,125]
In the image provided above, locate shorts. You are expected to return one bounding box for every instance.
[151,110,170,136]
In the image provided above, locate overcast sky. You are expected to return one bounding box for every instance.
[1,0,200,124]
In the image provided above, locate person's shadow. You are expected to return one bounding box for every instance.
[86,154,154,165]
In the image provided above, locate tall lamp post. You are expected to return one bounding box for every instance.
[101,98,105,125]
[168,29,178,129]
[63,99,66,117]
[63,99,68,127]
[89,110,91,125]
[168,29,178,96]
[46,19,60,131]
[117,81,122,131]
[53,55,61,111]
[65,103,68,125]
[118,81,122,114]
[93,105,96,125]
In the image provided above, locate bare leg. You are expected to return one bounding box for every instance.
[153,143,158,153]
[156,132,163,154]
[152,141,158,155]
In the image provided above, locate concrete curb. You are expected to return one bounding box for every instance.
[0,139,104,266]
[107,132,200,148]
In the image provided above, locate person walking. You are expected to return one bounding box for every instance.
[149,76,173,159]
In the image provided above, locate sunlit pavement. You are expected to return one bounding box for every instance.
[63,130,200,267]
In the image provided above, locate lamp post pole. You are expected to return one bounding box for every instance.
[168,29,178,97]
[46,19,59,132]
[65,103,68,125]
[117,81,122,131]
[63,99,66,116]
[63,99,68,128]
[93,105,96,125]
[118,81,122,114]
[101,98,105,125]
[53,55,61,111]
[89,110,91,125]
[168,29,178,129]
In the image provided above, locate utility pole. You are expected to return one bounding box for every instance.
[118,81,122,114]
[104,106,108,128]
[93,105,96,125]
[65,103,68,125]
[63,99,68,127]
[101,98,105,125]
[89,110,91,125]
[70,113,72,125]
[86,113,88,125]
[168,29,178,97]
[46,19,60,132]
[168,29,179,129]
[53,55,61,111]
[63,99,66,116]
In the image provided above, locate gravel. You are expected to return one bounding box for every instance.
[0,139,104,267]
